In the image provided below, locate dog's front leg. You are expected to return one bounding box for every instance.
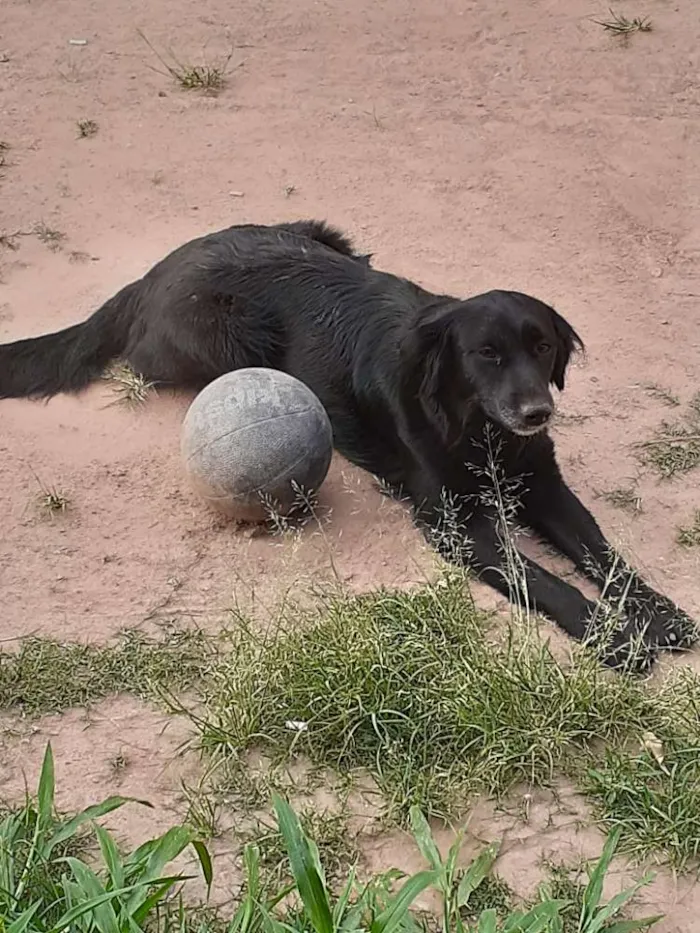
[416,498,651,671]
[521,467,697,652]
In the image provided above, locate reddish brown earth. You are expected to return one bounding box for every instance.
[1,0,699,928]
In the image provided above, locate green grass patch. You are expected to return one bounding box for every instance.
[0,742,211,932]
[0,628,217,714]
[639,393,700,478]
[677,511,700,548]
[194,574,674,808]
[1,742,662,932]
[4,573,700,871]
[242,805,357,888]
[585,735,700,870]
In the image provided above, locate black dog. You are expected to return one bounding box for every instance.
[0,219,695,668]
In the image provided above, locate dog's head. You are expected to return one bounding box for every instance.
[406,290,583,442]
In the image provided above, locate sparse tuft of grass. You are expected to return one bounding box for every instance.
[597,485,643,515]
[639,393,700,478]
[34,222,66,251]
[109,751,129,777]
[103,359,156,406]
[0,627,218,714]
[676,511,700,548]
[640,424,700,478]
[594,9,652,35]
[137,29,234,93]
[585,735,700,870]
[243,805,357,887]
[76,118,99,138]
[36,484,70,516]
[640,382,680,408]
[459,872,516,923]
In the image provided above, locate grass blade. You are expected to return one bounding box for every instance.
[583,875,656,933]
[369,869,438,933]
[409,806,443,871]
[579,828,621,928]
[64,855,120,933]
[95,822,125,890]
[273,793,334,933]
[503,900,569,931]
[477,909,497,933]
[46,880,170,932]
[124,826,195,914]
[193,838,213,895]
[132,877,187,925]
[456,841,501,908]
[37,742,55,830]
[7,902,41,933]
[48,796,151,855]
[333,864,358,925]
[602,921,664,933]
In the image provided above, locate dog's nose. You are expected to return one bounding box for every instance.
[520,403,553,428]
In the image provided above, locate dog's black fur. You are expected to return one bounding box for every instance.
[0,219,695,668]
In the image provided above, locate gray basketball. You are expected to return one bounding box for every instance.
[181,368,333,522]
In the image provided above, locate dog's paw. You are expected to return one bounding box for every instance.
[621,588,698,652]
[600,631,657,675]
[586,610,656,674]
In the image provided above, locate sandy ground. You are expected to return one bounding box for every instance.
[1,0,700,928]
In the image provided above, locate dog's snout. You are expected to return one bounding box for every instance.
[520,402,553,428]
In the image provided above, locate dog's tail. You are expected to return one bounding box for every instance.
[278,219,372,264]
[0,282,138,400]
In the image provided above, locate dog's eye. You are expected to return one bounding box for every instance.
[478,346,499,361]
[536,341,552,355]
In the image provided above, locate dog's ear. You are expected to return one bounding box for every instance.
[403,302,463,444]
[418,321,453,441]
[549,306,583,391]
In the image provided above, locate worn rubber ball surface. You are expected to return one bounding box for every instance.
[181,368,334,522]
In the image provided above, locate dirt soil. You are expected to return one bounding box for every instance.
[1,0,700,928]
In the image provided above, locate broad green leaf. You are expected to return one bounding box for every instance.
[580,829,622,927]
[243,843,261,898]
[6,902,41,933]
[273,794,333,933]
[339,903,367,933]
[503,899,568,932]
[48,796,150,855]
[582,874,656,933]
[445,829,465,887]
[64,856,120,933]
[193,838,213,894]
[37,742,55,831]
[602,919,664,933]
[477,909,497,933]
[409,806,442,871]
[124,825,195,914]
[45,880,165,933]
[95,822,125,890]
[369,869,438,933]
[308,835,328,889]
[132,877,186,925]
[456,841,501,908]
